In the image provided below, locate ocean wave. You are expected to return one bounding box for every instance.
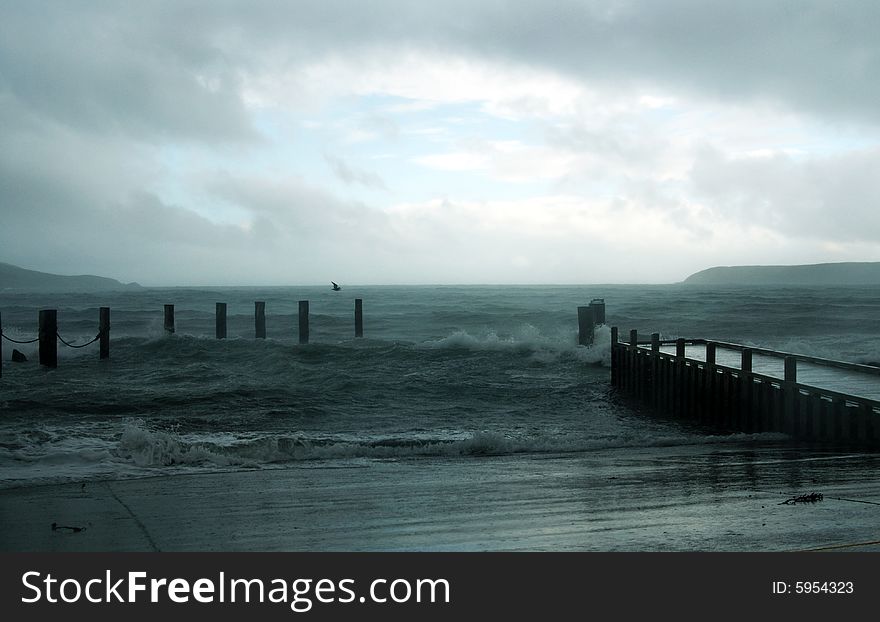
[0,418,791,490]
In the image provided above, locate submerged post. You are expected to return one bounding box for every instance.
[255,301,266,339]
[39,309,57,368]
[216,303,227,339]
[164,304,175,334]
[578,306,595,346]
[298,300,309,344]
[355,298,363,338]
[99,307,110,360]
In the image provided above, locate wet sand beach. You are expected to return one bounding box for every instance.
[3,443,879,552]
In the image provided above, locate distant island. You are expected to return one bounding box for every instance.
[0,262,141,293]
[683,262,880,286]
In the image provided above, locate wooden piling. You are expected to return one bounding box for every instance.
[783,356,797,435]
[298,300,309,344]
[740,349,753,431]
[355,298,363,338]
[255,302,266,339]
[39,309,57,369]
[610,326,619,387]
[99,307,110,360]
[629,329,638,346]
[216,303,227,339]
[578,306,595,346]
[651,332,660,352]
[164,304,175,334]
[589,299,606,324]
[0,311,3,378]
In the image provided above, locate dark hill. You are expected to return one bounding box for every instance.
[0,262,141,293]
[683,262,880,286]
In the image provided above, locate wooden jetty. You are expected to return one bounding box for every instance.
[610,327,880,446]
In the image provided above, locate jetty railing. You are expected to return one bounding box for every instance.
[610,327,879,446]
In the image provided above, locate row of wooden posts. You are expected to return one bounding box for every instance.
[0,299,365,373]
[610,327,880,446]
[162,299,364,342]
[3,297,603,373]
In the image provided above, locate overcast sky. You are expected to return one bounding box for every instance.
[2,0,880,285]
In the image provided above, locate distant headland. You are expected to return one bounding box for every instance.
[683,262,880,286]
[0,262,141,293]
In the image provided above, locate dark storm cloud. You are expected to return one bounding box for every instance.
[2,1,880,283]
[0,1,256,142]
[4,1,879,137]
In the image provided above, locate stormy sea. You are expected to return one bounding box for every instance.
[1,284,879,551]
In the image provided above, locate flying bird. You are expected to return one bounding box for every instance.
[331,281,341,291]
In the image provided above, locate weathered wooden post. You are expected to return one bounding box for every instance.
[741,349,752,373]
[255,302,266,339]
[783,356,798,435]
[673,338,685,417]
[355,298,363,338]
[39,309,58,368]
[164,304,175,334]
[675,338,685,358]
[298,300,309,344]
[589,299,606,324]
[99,307,110,360]
[216,303,227,339]
[650,333,660,407]
[629,329,638,346]
[578,306,595,345]
[741,348,753,430]
[610,326,619,387]
[700,341,717,424]
[0,311,3,378]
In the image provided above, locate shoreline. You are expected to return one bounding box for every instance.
[3,445,879,552]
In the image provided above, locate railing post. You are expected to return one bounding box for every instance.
[673,338,685,416]
[578,306,595,346]
[216,303,227,339]
[740,348,753,430]
[784,356,797,383]
[298,300,309,344]
[675,338,685,359]
[741,349,752,373]
[355,298,363,338]
[39,309,58,369]
[255,301,266,339]
[705,342,716,365]
[164,304,175,334]
[783,356,798,435]
[99,307,110,360]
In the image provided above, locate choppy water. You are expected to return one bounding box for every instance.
[1,284,879,488]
